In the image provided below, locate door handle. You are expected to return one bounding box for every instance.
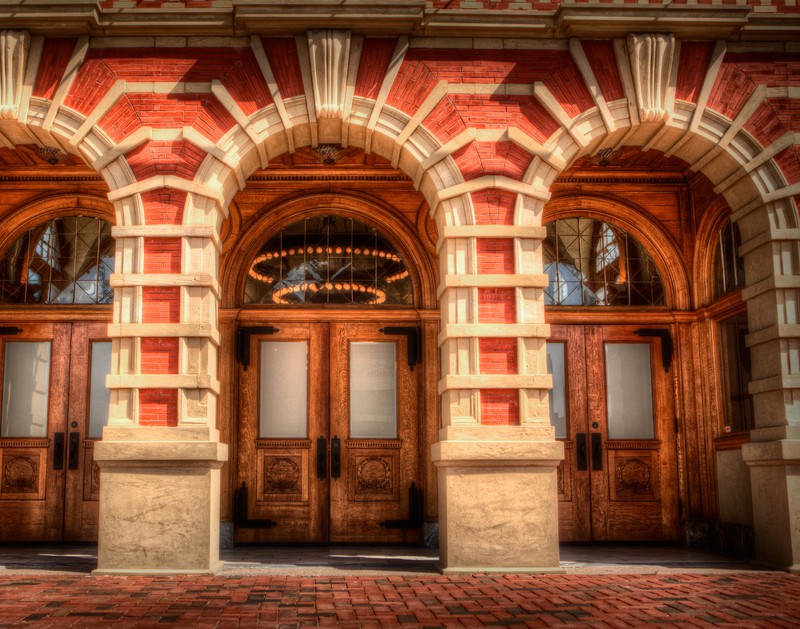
[316,436,327,479]
[68,432,80,470]
[331,436,341,479]
[591,433,603,471]
[576,433,587,471]
[53,432,65,470]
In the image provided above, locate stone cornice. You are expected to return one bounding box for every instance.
[0,2,797,41]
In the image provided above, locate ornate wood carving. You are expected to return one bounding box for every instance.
[263,455,302,496]
[0,31,30,120]
[606,440,660,450]
[626,33,675,123]
[307,30,351,119]
[616,457,651,492]
[0,439,48,448]
[256,440,311,449]
[356,457,392,494]
[345,439,402,449]
[1,454,39,494]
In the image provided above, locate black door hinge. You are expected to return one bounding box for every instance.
[236,326,279,370]
[379,326,421,370]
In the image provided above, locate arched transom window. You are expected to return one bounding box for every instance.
[544,217,665,307]
[0,216,114,305]
[243,215,413,306]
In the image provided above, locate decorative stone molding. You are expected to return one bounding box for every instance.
[626,33,675,124]
[0,30,29,120]
[307,30,351,119]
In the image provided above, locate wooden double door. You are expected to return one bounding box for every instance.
[549,324,680,542]
[237,320,420,543]
[0,320,110,541]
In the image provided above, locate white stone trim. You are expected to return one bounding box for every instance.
[307,29,351,120]
[17,34,42,126]
[391,79,448,167]
[113,225,222,250]
[440,324,550,343]
[294,33,318,146]
[569,38,615,134]
[210,80,267,168]
[340,34,362,148]
[739,227,800,257]
[733,184,800,222]
[665,40,726,157]
[107,175,225,211]
[0,30,31,121]
[108,323,220,345]
[741,272,800,301]
[438,374,552,394]
[691,85,768,172]
[533,82,587,148]
[440,225,546,242]
[433,176,551,210]
[745,324,800,349]
[42,36,89,132]
[250,34,295,153]
[714,132,797,196]
[626,33,675,124]
[364,36,408,155]
[70,79,126,147]
[110,272,220,297]
[107,374,221,395]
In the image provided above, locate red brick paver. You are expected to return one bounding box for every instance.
[1,573,799,628]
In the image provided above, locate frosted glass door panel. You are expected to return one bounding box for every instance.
[260,341,308,438]
[88,342,112,438]
[350,342,396,438]
[546,343,567,439]
[605,343,654,439]
[1,342,51,437]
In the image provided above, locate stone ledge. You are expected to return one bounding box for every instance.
[741,438,800,465]
[95,440,228,465]
[431,439,564,465]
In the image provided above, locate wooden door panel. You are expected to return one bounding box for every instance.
[0,323,69,541]
[64,322,110,541]
[236,323,328,543]
[550,324,679,543]
[329,322,419,543]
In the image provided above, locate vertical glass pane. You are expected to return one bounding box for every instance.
[259,342,307,438]
[350,342,396,438]
[546,343,567,439]
[88,342,112,438]
[605,343,654,439]
[1,342,51,437]
[718,314,754,433]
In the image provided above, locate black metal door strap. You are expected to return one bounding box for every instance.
[378,326,421,370]
[380,482,423,529]
[234,481,276,529]
[633,328,673,372]
[236,326,280,370]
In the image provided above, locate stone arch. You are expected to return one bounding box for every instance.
[3,28,796,571]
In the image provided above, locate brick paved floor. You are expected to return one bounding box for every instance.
[1,573,799,628]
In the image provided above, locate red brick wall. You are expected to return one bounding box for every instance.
[480,390,519,426]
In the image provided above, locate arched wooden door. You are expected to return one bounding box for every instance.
[233,214,426,544]
[0,216,114,542]
[543,216,681,542]
[236,317,420,543]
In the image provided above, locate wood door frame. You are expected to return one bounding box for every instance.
[549,313,682,542]
[221,307,441,537]
[0,312,111,542]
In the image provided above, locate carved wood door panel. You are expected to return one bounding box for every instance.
[551,324,679,542]
[236,320,420,544]
[236,323,329,543]
[0,321,110,542]
[328,322,419,544]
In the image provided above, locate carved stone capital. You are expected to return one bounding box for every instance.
[307,30,351,119]
[626,33,675,124]
[0,30,30,121]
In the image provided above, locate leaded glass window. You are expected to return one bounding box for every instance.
[544,218,665,306]
[714,219,745,298]
[0,217,114,305]
[243,216,413,306]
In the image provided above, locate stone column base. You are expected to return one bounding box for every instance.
[432,429,564,574]
[93,427,228,575]
[742,438,800,573]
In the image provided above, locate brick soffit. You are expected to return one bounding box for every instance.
[0,3,796,41]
